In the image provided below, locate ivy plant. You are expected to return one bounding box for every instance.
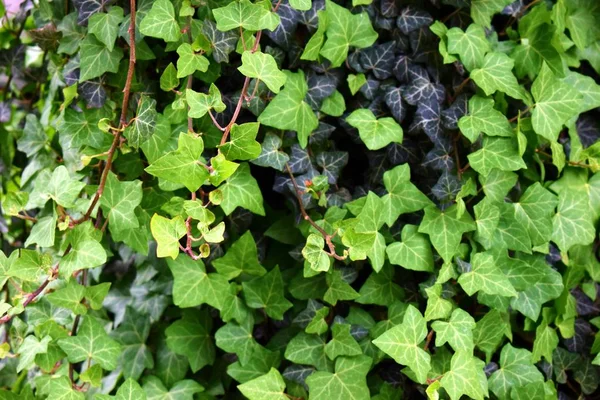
[0,0,600,399]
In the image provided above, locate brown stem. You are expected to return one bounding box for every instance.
[424,330,434,352]
[441,7,462,23]
[450,77,470,103]
[0,264,59,324]
[218,30,263,146]
[14,213,37,222]
[68,269,88,386]
[508,106,532,123]
[74,0,137,226]
[208,110,225,131]
[285,163,346,261]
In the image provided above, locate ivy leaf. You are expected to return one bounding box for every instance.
[17,114,46,156]
[348,73,367,95]
[61,226,107,278]
[512,23,564,79]
[212,230,266,279]
[488,344,544,400]
[167,255,231,310]
[79,35,123,81]
[418,205,476,263]
[24,214,57,248]
[324,269,360,306]
[386,224,434,272]
[373,305,431,383]
[285,332,332,371]
[166,317,214,372]
[59,107,109,148]
[468,136,526,176]
[219,122,262,161]
[356,264,403,306]
[471,0,513,28]
[238,51,287,93]
[176,43,209,78]
[139,0,181,42]
[202,20,238,63]
[88,7,123,52]
[458,95,513,142]
[243,267,292,320]
[39,165,85,209]
[58,316,122,370]
[306,355,372,399]
[532,310,559,363]
[237,368,287,400]
[425,284,453,321]
[145,133,208,192]
[215,320,262,365]
[45,376,84,400]
[219,163,265,216]
[440,351,488,400]
[346,109,403,150]
[73,0,108,25]
[302,234,331,273]
[381,164,432,226]
[97,379,146,400]
[432,309,476,352]
[17,335,51,372]
[471,52,529,102]
[100,172,143,233]
[302,9,328,60]
[513,182,558,247]
[360,41,396,80]
[150,214,186,259]
[446,24,489,71]
[320,0,378,67]
[142,376,203,400]
[46,280,87,315]
[551,190,595,252]
[396,6,432,34]
[213,0,280,32]
[531,63,583,142]
[251,133,289,171]
[111,308,154,380]
[458,252,518,297]
[258,70,318,148]
[187,84,226,118]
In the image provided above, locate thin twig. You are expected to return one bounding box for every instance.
[208,110,226,131]
[508,106,532,123]
[423,330,434,352]
[74,0,137,225]
[285,163,346,261]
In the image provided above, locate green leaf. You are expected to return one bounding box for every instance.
[61,225,107,278]
[142,376,203,400]
[324,269,360,306]
[373,305,431,383]
[458,252,518,297]
[237,368,287,400]
[176,43,209,78]
[150,214,186,259]
[289,0,311,11]
[100,172,143,234]
[325,324,362,360]
[88,7,123,52]
[446,24,489,71]
[320,0,377,67]
[458,95,513,142]
[97,378,147,400]
[513,182,558,246]
[532,316,558,363]
[111,308,154,380]
[145,133,209,192]
[348,73,367,95]
[124,95,157,148]
[474,309,512,362]
[301,10,328,60]
[306,355,372,399]
[563,71,600,113]
[468,136,526,176]
[512,23,564,79]
[139,0,181,42]
[284,331,332,371]
[431,309,476,352]
[381,164,432,226]
[258,70,318,148]
[346,109,403,151]
[386,224,434,272]
[212,230,266,279]
[160,63,179,91]
[425,284,453,321]
[187,84,226,118]
[45,376,85,400]
[488,344,544,400]
[531,63,583,141]
[242,266,292,320]
[39,165,85,208]
[551,190,595,252]
[356,264,403,306]
[58,316,122,370]
[418,205,476,263]
[210,153,239,186]
[213,0,280,32]
[46,280,87,315]
[79,34,123,81]
[219,163,265,216]
[17,335,51,372]
[440,351,488,400]
[471,0,513,28]
[302,234,331,273]
[471,52,529,102]
[219,122,262,161]
[250,133,289,171]
[238,51,287,93]
[479,169,518,202]
[167,255,230,310]
[24,214,57,248]
[215,320,261,365]
[166,317,214,372]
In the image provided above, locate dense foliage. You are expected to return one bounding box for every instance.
[1,0,600,398]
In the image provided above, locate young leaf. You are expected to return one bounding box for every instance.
[238,51,287,93]
[139,0,181,42]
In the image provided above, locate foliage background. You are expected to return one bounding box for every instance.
[0,0,600,399]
